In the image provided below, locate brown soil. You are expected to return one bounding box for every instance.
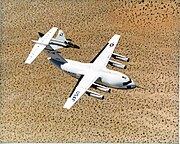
[0,0,179,143]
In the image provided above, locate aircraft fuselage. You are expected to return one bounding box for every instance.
[49,58,136,89]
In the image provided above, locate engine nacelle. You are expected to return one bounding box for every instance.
[86,90,104,100]
[92,83,111,92]
[108,60,126,69]
[112,53,129,62]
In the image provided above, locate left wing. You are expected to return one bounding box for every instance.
[63,73,99,109]
[91,34,120,67]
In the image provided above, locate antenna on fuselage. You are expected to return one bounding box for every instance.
[136,85,146,90]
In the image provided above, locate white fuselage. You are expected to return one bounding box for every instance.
[49,39,67,50]
[49,39,79,50]
[50,59,136,89]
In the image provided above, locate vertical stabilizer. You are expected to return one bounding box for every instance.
[44,45,67,63]
[56,30,66,41]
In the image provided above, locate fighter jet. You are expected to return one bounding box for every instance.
[25,27,136,109]
[38,29,80,50]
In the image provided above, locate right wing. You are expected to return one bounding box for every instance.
[90,34,121,67]
[25,27,58,64]
[63,72,99,109]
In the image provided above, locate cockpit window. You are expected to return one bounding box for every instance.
[123,79,132,86]
[122,76,127,79]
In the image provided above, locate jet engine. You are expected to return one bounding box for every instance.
[112,53,129,62]
[86,90,104,100]
[92,83,111,92]
[108,60,126,69]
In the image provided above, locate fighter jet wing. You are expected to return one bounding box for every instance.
[90,34,121,67]
[63,73,99,109]
[25,27,58,64]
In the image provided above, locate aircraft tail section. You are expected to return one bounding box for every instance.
[56,30,66,41]
[25,27,58,64]
[44,45,67,63]
[38,30,66,42]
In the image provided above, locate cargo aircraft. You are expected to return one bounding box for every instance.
[25,27,136,109]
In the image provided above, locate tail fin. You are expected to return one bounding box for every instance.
[44,45,67,63]
[56,30,66,41]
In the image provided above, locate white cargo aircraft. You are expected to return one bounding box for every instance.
[25,27,136,109]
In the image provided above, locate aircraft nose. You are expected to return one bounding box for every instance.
[131,80,136,89]
[127,80,136,89]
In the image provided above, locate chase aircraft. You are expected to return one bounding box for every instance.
[25,27,136,109]
[38,29,79,50]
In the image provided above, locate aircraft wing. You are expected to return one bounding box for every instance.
[91,34,121,67]
[25,27,58,64]
[63,73,99,109]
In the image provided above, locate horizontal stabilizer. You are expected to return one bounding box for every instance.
[25,27,58,64]
[25,43,46,64]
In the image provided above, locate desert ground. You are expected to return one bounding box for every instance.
[0,0,179,143]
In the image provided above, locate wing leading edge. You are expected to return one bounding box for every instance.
[63,73,99,109]
[91,34,121,67]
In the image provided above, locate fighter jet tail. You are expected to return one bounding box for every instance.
[56,30,66,42]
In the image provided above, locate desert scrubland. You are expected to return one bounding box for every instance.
[0,0,179,143]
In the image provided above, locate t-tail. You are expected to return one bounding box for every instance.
[38,30,66,42]
[25,27,58,64]
[44,45,67,64]
[37,30,67,50]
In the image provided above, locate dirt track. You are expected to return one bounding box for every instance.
[0,0,179,143]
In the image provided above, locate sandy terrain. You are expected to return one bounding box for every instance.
[0,0,179,143]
